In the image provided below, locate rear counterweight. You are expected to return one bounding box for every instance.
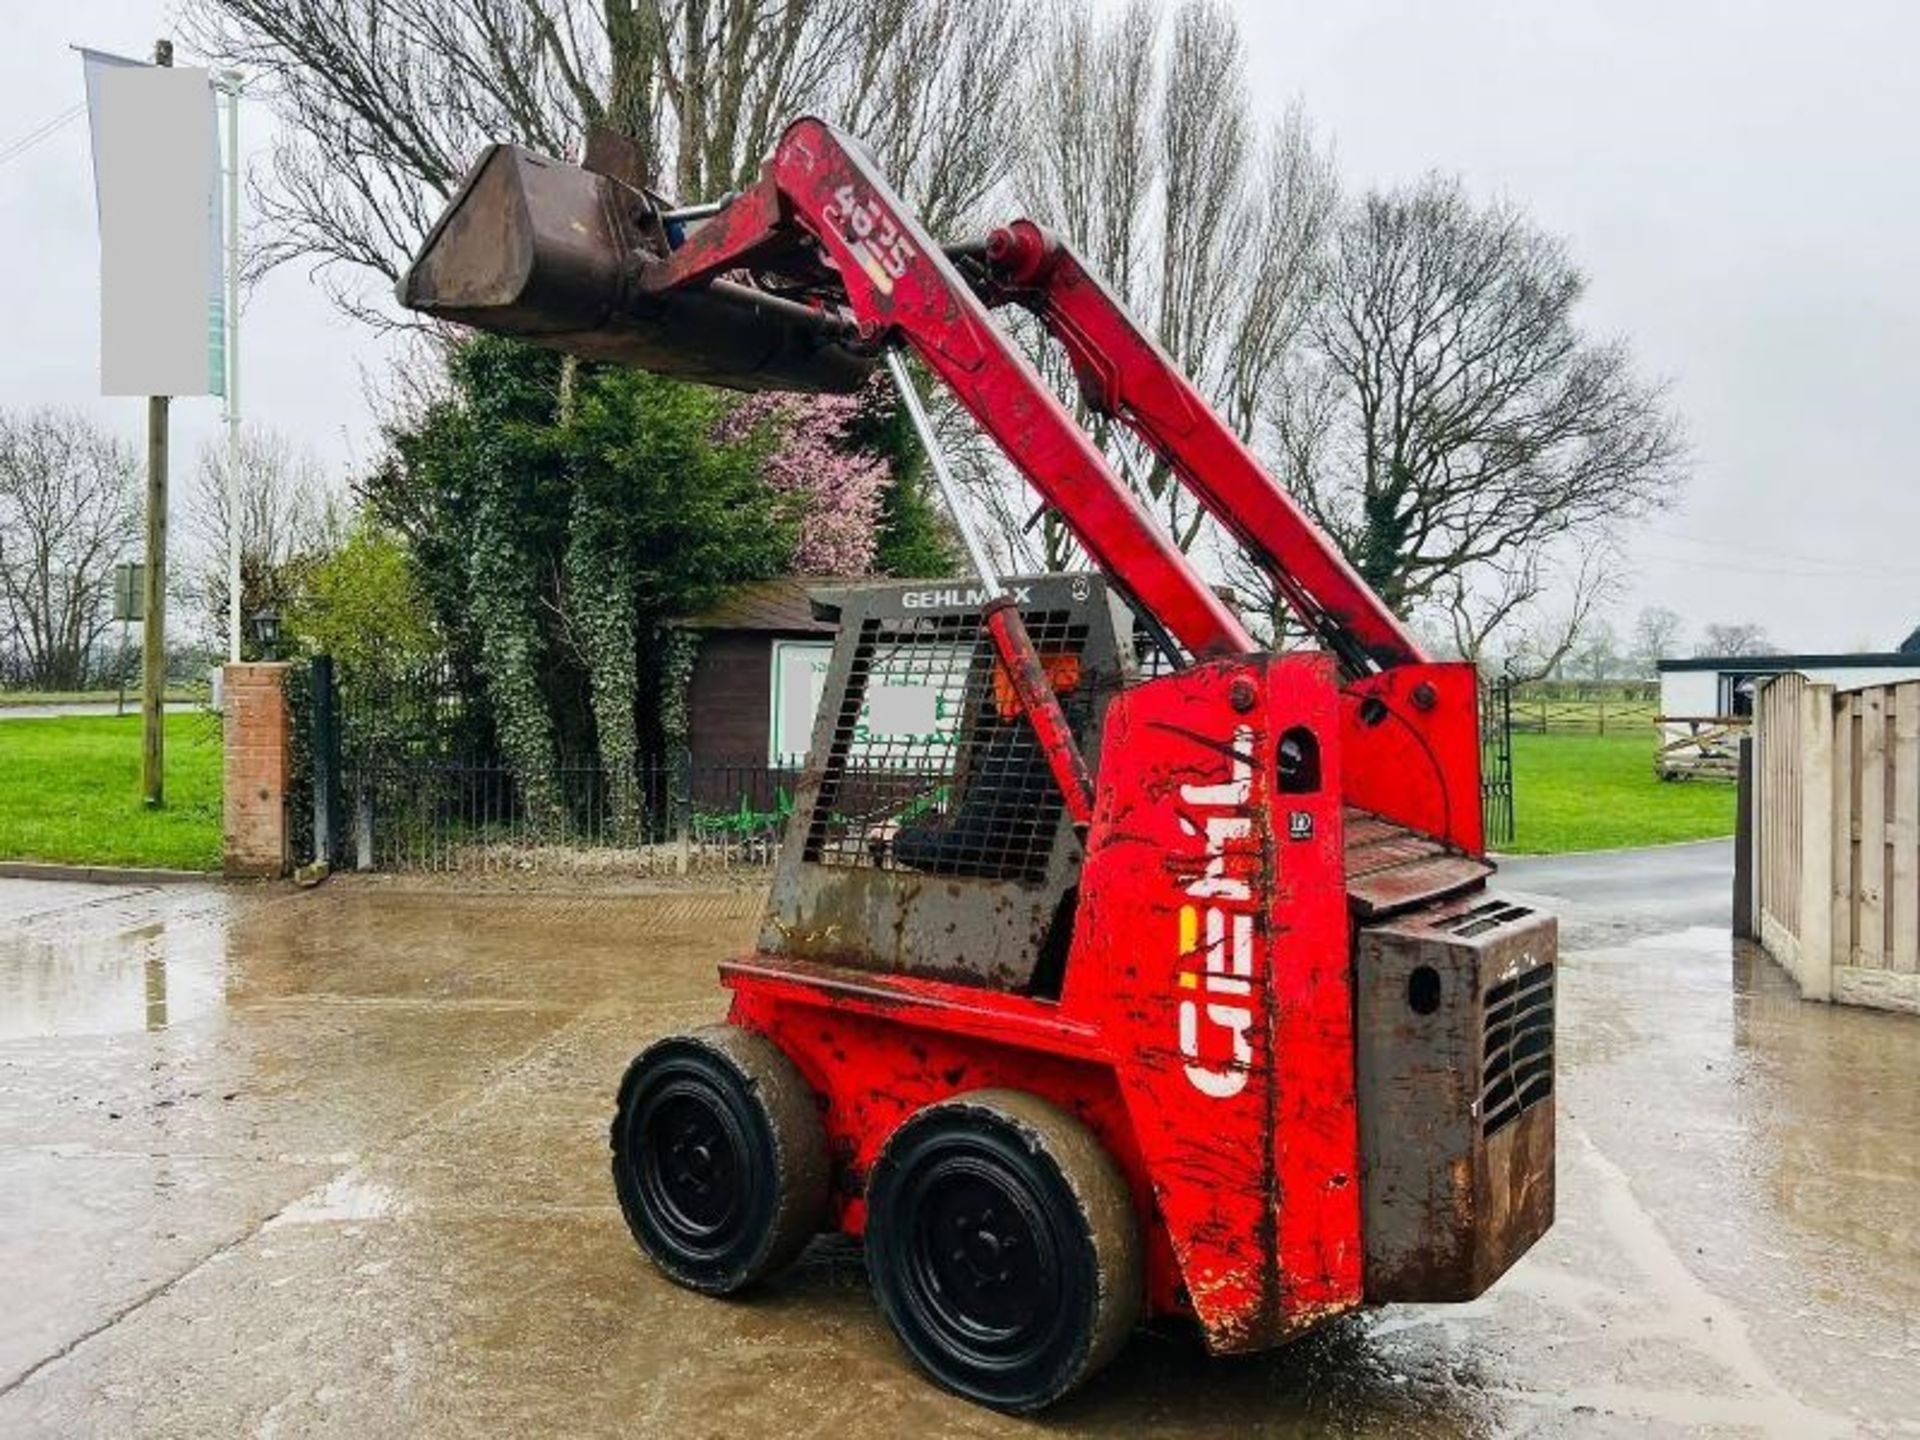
[1355,896,1557,1302]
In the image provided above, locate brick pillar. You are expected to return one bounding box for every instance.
[223,663,292,878]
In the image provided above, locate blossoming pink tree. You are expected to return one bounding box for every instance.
[720,383,890,575]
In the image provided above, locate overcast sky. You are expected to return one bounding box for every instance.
[4,1,1916,653]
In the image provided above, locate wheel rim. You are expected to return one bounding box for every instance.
[634,1077,751,1255]
[900,1149,1064,1368]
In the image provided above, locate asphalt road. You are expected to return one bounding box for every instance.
[0,701,197,720]
[1499,837,1735,929]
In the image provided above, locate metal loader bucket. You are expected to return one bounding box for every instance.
[397,144,873,394]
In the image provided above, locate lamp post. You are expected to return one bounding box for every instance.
[249,606,281,661]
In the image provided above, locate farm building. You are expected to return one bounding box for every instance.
[1656,641,1920,779]
[1659,647,1920,721]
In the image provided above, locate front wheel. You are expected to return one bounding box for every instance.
[864,1088,1142,1413]
[611,1024,828,1294]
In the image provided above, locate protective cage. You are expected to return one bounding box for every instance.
[761,575,1136,990]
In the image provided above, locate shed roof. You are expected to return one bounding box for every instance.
[1658,653,1920,673]
[672,576,843,635]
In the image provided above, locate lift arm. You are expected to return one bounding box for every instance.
[977,221,1426,675]
[635,117,1255,661]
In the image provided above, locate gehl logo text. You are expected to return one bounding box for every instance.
[1175,724,1259,1099]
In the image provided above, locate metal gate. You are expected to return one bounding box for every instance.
[297,654,791,874]
[1480,674,1515,849]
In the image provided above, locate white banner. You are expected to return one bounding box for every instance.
[81,50,224,397]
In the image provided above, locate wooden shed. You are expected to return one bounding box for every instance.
[671,578,843,809]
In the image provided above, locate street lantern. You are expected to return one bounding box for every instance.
[249,606,281,659]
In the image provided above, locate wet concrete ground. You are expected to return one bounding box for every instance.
[1,852,1916,1437]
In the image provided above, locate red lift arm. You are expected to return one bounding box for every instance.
[978,220,1426,674]
[643,117,1255,662]
[642,117,1429,681]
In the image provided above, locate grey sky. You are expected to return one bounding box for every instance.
[1239,1,1920,651]
[4,0,1915,652]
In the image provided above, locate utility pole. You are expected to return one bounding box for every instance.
[140,36,173,808]
[222,69,242,665]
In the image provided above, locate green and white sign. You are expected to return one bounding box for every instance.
[768,639,970,765]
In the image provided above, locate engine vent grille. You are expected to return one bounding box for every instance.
[1435,898,1535,939]
[1480,963,1553,1138]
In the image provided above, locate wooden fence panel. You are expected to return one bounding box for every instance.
[1756,673,1806,947]
[1757,675,1920,1012]
[1892,685,1919,974]
[1856,688,1887,970]
[1832,690,1854,973]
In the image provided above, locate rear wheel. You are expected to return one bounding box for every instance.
[864,1089,1141,1413]
[611,1023,828,1294]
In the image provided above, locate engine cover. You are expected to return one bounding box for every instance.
[1355,894,1556,1302]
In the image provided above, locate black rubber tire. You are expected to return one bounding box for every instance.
[864,1088,1142,1413]
[611,1023,828,1295]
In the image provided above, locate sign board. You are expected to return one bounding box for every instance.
[770,640,833,764]
[767,638,968,766]
[82,52,225,397]
[113,561,144,622]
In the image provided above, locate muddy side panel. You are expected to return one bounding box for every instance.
[1356,896,1556,1302]
[1067,653,1365,1350]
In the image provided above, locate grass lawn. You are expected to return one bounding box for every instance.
[0,712,223,870]
[1507,731,1735,855]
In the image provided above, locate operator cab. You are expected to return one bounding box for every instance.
[761,574,1132,991]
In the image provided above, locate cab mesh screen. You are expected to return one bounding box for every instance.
[802,609,1089,884]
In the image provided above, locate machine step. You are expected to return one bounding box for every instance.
[1343,807,1491,919]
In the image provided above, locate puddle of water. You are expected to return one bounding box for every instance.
[1635,925,1734,954]
[0,898,231,1041]
[266,1173,403,1229]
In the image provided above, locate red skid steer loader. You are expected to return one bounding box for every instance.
[400,119,1556,1413]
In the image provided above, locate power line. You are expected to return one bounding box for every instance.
[0,103,85,169]
[1633,526,1918,581]
[1634,547,1918,583]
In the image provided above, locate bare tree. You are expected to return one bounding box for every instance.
[1438,531,1622,674]
[1268,174,1685,653]
[1630,604,1685,677]
[187,0,1033,322]
[1453,539,1621,682]
[983,0,1338,573]
[1570,615,1621,683]
[187,428,341,650]
[1696,621,1776,658]
[0,410,141,690]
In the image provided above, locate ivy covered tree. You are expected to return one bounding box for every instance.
[362,335,904,821]
[566,362,799,825]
